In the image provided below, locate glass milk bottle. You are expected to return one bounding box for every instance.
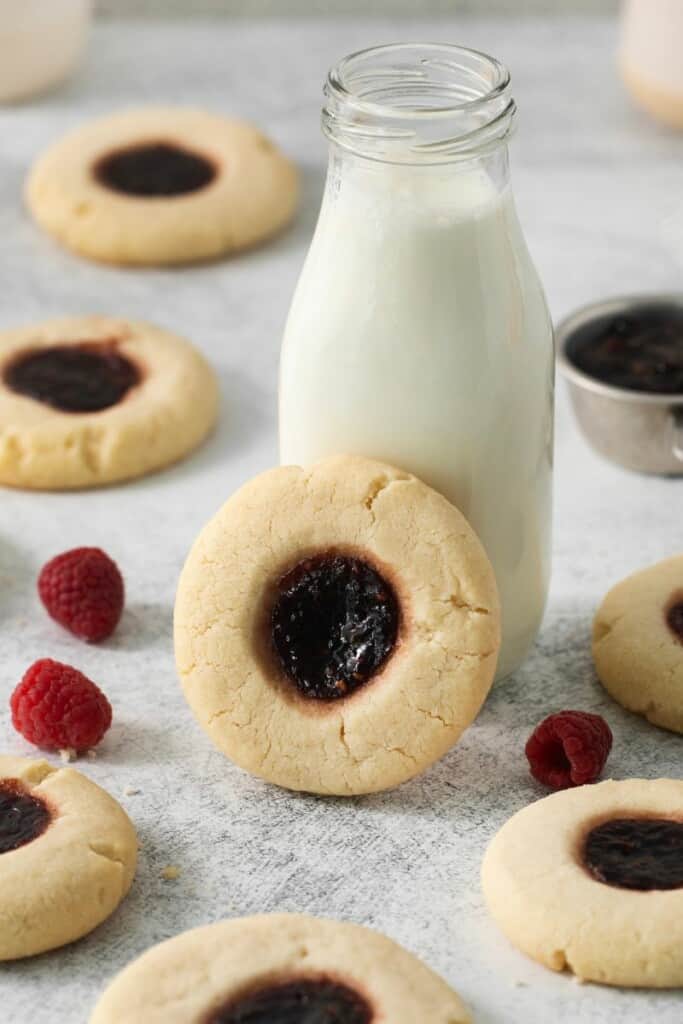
[279,43,554,680]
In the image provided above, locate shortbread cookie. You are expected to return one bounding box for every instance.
[26,107,298,265]
[593,555,683,733]
[89,913,471,1023]
[0,755,137,959]
[175,454,500,795]
[482,778,683,987]
[0,315,218,489]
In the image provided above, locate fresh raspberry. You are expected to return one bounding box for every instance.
[11,659,112,752]
[525,710,613,790]
[38,547,124,642]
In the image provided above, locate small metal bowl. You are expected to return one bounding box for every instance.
[556,294,683,475]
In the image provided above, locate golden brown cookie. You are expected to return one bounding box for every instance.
[0,315,218,490]
[593,555,683,733]
[0,755,137,960]
[26,107,298,265]
[482,778,683,987]
[175,454,500,795]
[89,913,471,1023]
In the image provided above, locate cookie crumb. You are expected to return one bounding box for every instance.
[59,747,76,763]
[161,865,180,881]
[572,975,586,986]
[86,749,97,760]
[123,786,141,796]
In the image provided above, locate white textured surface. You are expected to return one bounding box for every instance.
[0,16,681,1024]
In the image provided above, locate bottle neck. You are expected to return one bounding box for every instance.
[323,42,515,167]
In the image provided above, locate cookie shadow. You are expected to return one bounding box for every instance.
[368,595,682,825]
[0,817,193,986]
[101,715,189,769]
[341,601,606,824]
[483,597,606,723]
[133,366,274,500]
[204,365,274,462]
[101,600,174,654]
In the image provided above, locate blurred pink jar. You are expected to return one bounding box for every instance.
[0,0,92,103]
[620,0,683,128]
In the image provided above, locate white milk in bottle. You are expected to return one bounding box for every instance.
[280,44,554,679]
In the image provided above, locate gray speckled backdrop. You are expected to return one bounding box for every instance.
[0,11,682,1024]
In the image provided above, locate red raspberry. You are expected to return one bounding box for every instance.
[11,659,112,752]
[38,547,124,643]
[525,710,613,790]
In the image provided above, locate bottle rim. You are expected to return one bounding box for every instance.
[323,41,516,164]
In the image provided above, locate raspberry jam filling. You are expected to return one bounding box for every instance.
[583,818,683,891]
[568,306,683,394]
[666,600,683,643]
[0,779,51,854]
[208,978,373,1024]
[4,343,140,413]
[271,554,400,701]
[94,142,216,197]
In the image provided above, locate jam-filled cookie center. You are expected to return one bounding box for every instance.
[666,599,683,643]
[94,142,217,197]
[271,553,400,701]
[4,343,140,413]
[208,977,373,1024]
[583,817,683,891]
[0,779,51,854]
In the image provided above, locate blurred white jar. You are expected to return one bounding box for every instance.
[0,0,91,103]
[620,0,683,128]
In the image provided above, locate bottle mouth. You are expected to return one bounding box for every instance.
[323,42,516,164]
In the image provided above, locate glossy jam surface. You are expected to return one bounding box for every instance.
[568,306,683,394]
[209,978,373,1024]
[667,600,683,643]
[0,779,51,854]
[584,817,683,890]
[271,554,400,701]
[94,142,216,197]
[4,344,140,413]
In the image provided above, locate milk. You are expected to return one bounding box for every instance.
[279,151,553,680]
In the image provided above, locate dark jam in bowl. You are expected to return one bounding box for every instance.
[566,305,683,395]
